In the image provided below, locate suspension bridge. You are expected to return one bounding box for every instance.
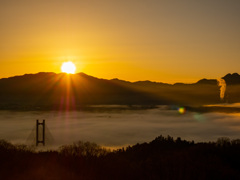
[26,119,54,147]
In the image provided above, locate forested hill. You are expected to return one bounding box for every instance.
[0,72,240,110]
[1,135,240,180]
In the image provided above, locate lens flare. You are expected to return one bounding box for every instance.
[193,113,206,123]
[178,107,186,114]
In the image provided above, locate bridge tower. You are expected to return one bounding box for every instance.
[36,119,45,146]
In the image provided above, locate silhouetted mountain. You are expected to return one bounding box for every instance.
[0,72,240,110]
[196,78,218,85]
[223,73,240,85]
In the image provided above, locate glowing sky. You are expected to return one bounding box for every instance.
[1,0,240,83]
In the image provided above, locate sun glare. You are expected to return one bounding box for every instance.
[61,61,76,74]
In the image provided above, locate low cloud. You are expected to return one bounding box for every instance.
[1,108,240,149]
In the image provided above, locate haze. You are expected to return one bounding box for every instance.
[1,108,240,149]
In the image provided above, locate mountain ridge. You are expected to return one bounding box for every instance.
[0,72,240,110]
[1,72,240,85]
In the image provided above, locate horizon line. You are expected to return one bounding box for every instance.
[0,71,230,85]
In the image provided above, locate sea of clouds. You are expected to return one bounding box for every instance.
[0,107,240,149]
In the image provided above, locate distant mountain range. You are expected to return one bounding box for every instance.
[0,72,240,110]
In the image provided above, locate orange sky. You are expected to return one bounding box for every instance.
[1,0,240,83]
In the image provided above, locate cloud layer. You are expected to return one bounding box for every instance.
[1,107,240,149]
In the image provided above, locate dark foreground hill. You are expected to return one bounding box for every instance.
[1,135,240,180]
[0,72,240,110]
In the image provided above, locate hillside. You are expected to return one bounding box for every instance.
[1,135,240,180]
[0,72,240,110]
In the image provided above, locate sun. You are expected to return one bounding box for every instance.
[61,61,76,74]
